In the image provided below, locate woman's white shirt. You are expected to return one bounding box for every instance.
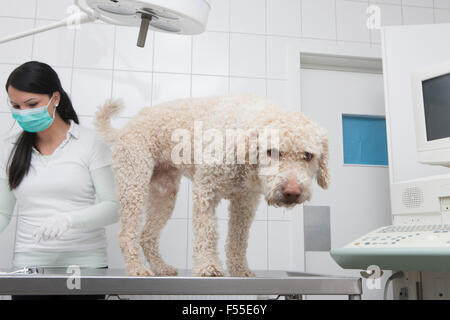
[0,120,112,253]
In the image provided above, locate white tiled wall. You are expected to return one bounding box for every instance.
[0,0,444,299]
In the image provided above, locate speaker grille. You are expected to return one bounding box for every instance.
[402,186,424,209]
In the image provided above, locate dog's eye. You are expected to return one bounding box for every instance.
[303,152,313,162]
[267,148,280,158]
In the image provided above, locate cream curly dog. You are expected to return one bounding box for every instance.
[94,94,329,277]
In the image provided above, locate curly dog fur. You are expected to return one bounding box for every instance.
[94,94,329,277]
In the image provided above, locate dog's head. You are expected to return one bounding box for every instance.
[246,111,329,208]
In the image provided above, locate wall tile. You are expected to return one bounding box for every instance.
[32,19,75,67]
[1,0,36,18]
[73,21,115,69]
[111,70,152,117]
[268,221,291,270]
[0,112,20,138]
[192,32,229,76]
[53,67,73,96]
[216,199,229,220]
[336,0,370,43]
[266,0,301,37]
[247,220,269,270]
[77,115,130,133]
[302,0,337,40]
[402,6,434,24]
[0,18,34,64]
[114,26,153,72]
[370,4,402,44]
[187,219,268,271]
[255,197,268,221]
[172,177,189,219]
[191,75,229,97]
[267,79,289,107]
[230,33,265,78]
[206,0,230,32]
[229,77,266,96]
[369,0,400,4]
[0,64,19,110]
[71,68,113,116]
[36,0,74,20]
[435,0,450,9]
[435,9,450,24]
[230,0,265,34]
[151,73,191,106]
[267,36,297,79]
[153,33,192,74]
[159,219,188,269]
[402,0,433,7]
[268,206,294,221]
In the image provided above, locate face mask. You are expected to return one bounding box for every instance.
[10,96,58,133]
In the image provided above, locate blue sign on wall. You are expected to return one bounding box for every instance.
[342,114,389,166]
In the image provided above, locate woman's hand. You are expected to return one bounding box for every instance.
[32,214,72,243]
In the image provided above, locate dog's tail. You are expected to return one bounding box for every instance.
[94,98,124,144]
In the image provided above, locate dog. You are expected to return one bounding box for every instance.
[94,94,329,277]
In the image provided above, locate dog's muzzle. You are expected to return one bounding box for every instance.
[281,181,302,205]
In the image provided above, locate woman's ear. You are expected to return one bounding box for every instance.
[53,91,60,107]
[316,133,330,189]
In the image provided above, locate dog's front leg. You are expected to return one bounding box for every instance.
[226,192,260,277]
[191,181,224,277]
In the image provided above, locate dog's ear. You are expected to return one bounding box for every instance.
[316,133,330,189]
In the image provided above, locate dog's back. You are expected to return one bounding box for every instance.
[94,94,280,146]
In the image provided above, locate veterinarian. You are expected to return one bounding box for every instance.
[0,61,120,300]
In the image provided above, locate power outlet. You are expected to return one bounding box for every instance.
[434,278,446,299]
[440,197,450,213]
[393,271,422,300]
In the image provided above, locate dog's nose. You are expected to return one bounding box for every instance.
[282,181,302,203]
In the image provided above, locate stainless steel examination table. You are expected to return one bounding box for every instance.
[0,268,363,299]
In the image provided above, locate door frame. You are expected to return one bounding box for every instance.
[284,41,382,272]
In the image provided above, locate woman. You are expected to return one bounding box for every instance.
[0,61,120,300]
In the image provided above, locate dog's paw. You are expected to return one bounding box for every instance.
[127,265,155,277]
[193,264,225,277]
[153,264,179,276]
[228,266,256,277]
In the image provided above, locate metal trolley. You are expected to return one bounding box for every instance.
[0,268,362,300]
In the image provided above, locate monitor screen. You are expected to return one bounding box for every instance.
[422,73,450,141]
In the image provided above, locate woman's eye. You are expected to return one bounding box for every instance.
[12,105,20,109]
[28,103,38,107]
[267,148,280,158]
[304,152,313,161]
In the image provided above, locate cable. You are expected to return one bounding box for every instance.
[384,271,404,300]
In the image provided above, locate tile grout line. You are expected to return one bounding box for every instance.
[400,0,405,24]
[69,14,78,98]
[367,0,373,47]
[265,0,268,98]
[265,0,269,271]
[0,60,291,80]
[30,0,38,61]
[433,0,436,23]
[228,0,231,94]
[150,31,155,106]
[110,25,117,100]
[187,32,194,269]
[335,0,339,45]
[186,181,190,270]
[300,0,303,38]
[190,35,193,98]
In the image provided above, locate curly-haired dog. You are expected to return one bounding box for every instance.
[94,94,329,277]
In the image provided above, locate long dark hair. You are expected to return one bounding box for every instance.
[5,61,79,190]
